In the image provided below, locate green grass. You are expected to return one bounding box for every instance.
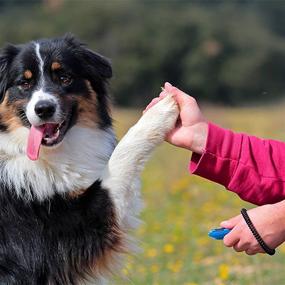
[112,104,285,285]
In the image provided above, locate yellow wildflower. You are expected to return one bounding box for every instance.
[219,264,229,280]
[146,248,158,258]
[163,243,174,254]
[167,260,183,273]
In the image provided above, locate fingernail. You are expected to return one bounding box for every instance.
[165,82,172,88]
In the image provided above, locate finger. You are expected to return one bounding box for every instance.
[164,82,198,107]
[159,91,169,100]
[143,97,160,113]
[143,89,174,114]
[223,228,241,247]
[245,249,258,256]
[233,241,248,252]
[164,82,180,96]
[164,82,184,98]
[164,82,173,92]
[220,214,242,229]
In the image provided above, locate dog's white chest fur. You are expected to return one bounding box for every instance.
[0,126,116,200]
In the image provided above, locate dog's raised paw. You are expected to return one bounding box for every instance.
[137,95,179,143]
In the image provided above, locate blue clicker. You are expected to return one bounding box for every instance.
[208,228,231,240]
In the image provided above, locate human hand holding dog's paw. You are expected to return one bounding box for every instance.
[221,202,285,255]
[144,82,208,154]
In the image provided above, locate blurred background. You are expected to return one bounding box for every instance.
[1,0,285,106]
[2,1,285,284]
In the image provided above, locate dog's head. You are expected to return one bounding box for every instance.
[0,34,112,160]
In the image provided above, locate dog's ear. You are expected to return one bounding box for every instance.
[81,48,112,80]
[63,34,112,80]
[0,44,19,103]
[63,34,113,126]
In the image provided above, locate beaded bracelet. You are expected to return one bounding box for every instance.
[241,208,275,256]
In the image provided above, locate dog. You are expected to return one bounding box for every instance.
[0,34,178,284]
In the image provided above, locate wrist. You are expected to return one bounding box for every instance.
[273,200,285,215]
[190,121,208,154]
[274,201,285,223]
[266,202,285,240]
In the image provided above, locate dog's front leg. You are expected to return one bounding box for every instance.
[101,95,179,228]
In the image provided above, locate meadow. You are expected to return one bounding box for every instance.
[112,103,285,285]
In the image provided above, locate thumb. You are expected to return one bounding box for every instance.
[220,214,242,229]
[164,82,173,92]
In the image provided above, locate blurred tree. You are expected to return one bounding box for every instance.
[0,0,284,106]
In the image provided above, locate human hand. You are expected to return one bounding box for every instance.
[220,202,285,255]
[144,82,208,154]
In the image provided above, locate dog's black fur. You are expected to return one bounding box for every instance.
[0,181,121,285]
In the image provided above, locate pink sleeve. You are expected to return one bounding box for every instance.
[190,123,285,206]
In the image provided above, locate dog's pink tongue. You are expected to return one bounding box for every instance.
[27,125,46,161]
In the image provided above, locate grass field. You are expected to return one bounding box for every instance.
[112,103,285,285]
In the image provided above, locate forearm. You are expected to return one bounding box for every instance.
[190,123,285,205]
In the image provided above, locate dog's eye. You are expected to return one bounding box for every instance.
[19,80,32,91]
[59,75,73,86]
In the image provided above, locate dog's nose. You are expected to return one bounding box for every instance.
[34,100,56,120]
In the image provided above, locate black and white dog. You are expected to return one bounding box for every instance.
[0,35,178,284]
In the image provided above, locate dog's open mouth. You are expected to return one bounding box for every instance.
[27,120,70,161]
[41,121,66,146]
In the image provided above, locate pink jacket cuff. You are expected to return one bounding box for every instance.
[189,122,242,188]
